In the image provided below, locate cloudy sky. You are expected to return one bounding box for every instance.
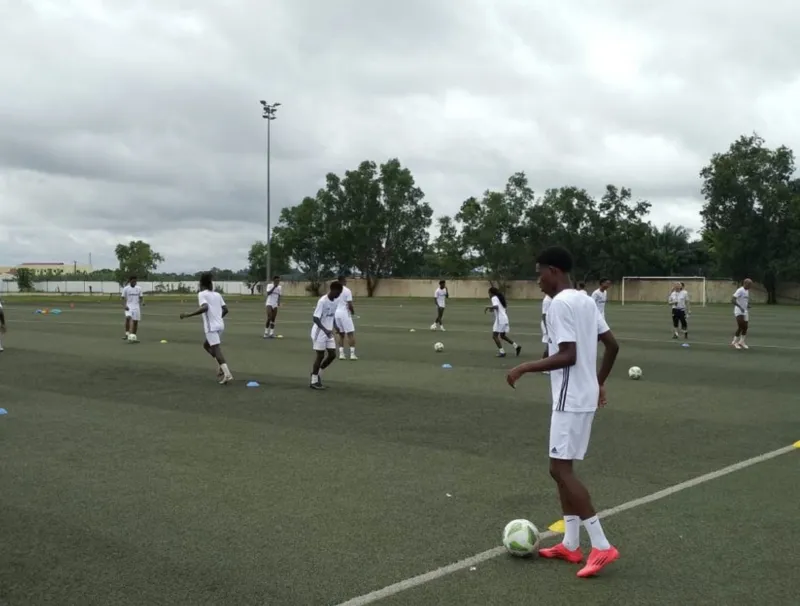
[2,0,800,271]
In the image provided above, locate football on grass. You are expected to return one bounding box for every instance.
[502,519,540,557]
[434,342,444,352]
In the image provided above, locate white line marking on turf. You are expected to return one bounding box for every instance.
[334,443,798,606]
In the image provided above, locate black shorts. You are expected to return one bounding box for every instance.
[672,308,686,321]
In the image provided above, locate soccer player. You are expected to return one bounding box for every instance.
[121,276,143,341]
[668,282,689,340]
[179,272,233,384]
[484,286,521,357]
[433,280,448,331]
[591,279,611,318]
[506,245,620,578]
[540,294,552,374]
[264,276,282,339]
[311,281,343,389]
[0,298,6,352]
[334,275,357,360]
[732,278,752,349]
[577,282,588,296]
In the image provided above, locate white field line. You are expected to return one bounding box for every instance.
[12,316,800,352]
[334,443,798,606]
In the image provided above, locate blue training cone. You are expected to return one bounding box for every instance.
[246,381,260,388]
[441,364,452,369]
[0,408,7,415]
[681,343,690,348]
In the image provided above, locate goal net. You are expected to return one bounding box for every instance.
[621,276,707,307]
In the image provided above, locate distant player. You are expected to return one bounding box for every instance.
[264,276,282,339]
[484,286,521,357]
[311,281,343,389]
[668,282,689,340]
[0,298,6,352]
[334,275,357,360]
[433,280,448,331]
[732,278,752,349]
[591,279,611,318]
[179,272,233,384]
[121,276,143,341]
[540,294,552,374]
[507,245,620,578]
[577,282,588,296]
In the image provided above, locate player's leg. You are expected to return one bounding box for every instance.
[345,331,357,360]
[206,332,232,382]
[679,310,688,340]
[264,307,272,338]
[671,309,680,338]
[733,316,746,348]
[335,317,347,360]
[338,315,357,360]
[124,313,131,339]
[270,307,278,336]
[130,309,140,339]
[436,306,445,330]
[492,330,504,356]
[499,331,521,356]
[739,316,749,349]
[310,337,327,388]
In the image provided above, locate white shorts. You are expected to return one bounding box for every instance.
[549,410,595,461]
[126,309,141,321]
[493,320,509,334]
[311,327,335,351]
[735,312,749,322]
[205,330,222,346]
[540,322,548,344]
[335,311,355,334]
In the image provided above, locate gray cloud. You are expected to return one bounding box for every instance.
[2,0,800,270]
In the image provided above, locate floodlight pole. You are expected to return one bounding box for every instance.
[260,101,280,290]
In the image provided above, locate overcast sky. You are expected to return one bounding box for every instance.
[2,0,800,271]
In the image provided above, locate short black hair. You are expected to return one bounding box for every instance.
[330,281,343,293]
[536,246,573,272]
[578,282,586,289]
[600,277,610,284]
[199,271,213,290]
[337,274,346,282]
[272,275,280,281]
[439,280,446,286]
[129,275,137,281]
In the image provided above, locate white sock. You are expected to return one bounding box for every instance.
[583,515,611,550]
[220,363,231,377]
[732,335,739,343]
[350,346,356,355]
[311,374,319,384]
[562,515,581,550]
[125,331,129,336]
[498,348,505,354]
[740,335,746,343]
[512,342,519,348]
[339,347,345,354]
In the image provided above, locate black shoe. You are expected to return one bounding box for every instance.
[515,344,522,357]
[309,382,326,390]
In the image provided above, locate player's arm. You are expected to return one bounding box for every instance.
[597,330,619,386]
[0,307,6,333]
[509,342,576,379]
[180,303,208,319]
[221,305,229,318]
[121,288,128,310]
[312,315,332,337]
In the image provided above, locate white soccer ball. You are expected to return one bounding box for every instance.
[127,334,138,343]
[628,366,642,380]
[502,519,540,557]
[430,323,438,331]
[434,342,444,352]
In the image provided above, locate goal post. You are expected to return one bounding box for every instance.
[621,276,707,307]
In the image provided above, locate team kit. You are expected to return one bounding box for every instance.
[104,249,754,578]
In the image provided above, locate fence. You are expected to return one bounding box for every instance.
[1,277,797,304]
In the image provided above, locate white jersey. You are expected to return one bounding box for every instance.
[336,286,353,315]
[265,284,282,307]
[546,289,610,413]
[591,288,607,317]
[198,290,226,333]
[491,295,509,325]
[541,295,553,342]
[312,294,338,338]
[578,289,588,296]
[669,290,689,310]
[435,288,447,308]
[121,284,143,309]
[733,287,749,316]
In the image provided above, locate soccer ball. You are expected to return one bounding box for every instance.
[430,323,438,331]
[628,366,642,380]
[502,519,540,557]
[434,342,444,352]
[127,334,138,343]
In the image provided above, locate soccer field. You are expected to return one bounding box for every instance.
[1,297,798,606]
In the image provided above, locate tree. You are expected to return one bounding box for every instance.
[320,159,433,295]
[273,196,335,295]
[245,237,291,294]
[456,172,534,288]
[431,216,473,277]
[14,268,34,291]
[114,241,165,285]
[700,134,800,303]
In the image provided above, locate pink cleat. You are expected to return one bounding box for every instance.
[577,546,620,577]
[538,543,584,564]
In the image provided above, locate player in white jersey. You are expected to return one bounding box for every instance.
[590,279,611,318]
[507,246,620,578]
[310,281,344,389]
[668,281,690,340]
[334,275,358,360]
[731,278,752,349]
[577,282,588,296]
[121,276,143,341]
[180,272,233,384]
[263,276,282,339]
[0,298,6,352]
[484,286,521,357]
[433,280,448,331]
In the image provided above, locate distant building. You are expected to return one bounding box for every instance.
[0,262,94,276]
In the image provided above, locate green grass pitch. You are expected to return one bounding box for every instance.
[0,297,798,605]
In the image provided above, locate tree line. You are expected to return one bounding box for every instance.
[9,133,798,303]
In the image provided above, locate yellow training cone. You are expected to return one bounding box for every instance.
[794,440,800,449]
[548,519,565,534]
[160,340,168,344]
